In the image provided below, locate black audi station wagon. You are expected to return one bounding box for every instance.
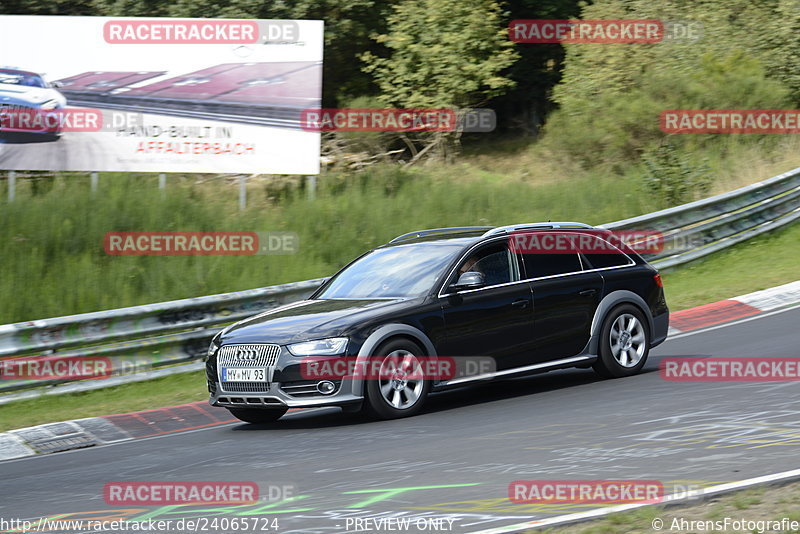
[206,223,669,422]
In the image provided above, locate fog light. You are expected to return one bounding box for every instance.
[316,380,336,395]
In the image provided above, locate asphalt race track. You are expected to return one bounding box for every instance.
[2,306,799,534]
[0,131,106,170]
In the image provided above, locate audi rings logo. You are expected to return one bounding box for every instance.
[233,348,259,361]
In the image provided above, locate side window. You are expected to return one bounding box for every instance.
[513,231,583,279]
[580,235,633,269]
[521,252,583,279]
[457,242,514,287]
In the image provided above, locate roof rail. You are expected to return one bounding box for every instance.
[389,226,493,244]
[481,222,595,238]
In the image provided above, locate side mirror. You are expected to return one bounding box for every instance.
[450,271,485,292]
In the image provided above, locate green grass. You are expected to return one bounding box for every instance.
[0,371,207,432]
[0,166,656,324]
[3,163,796,325]
[662,222,800,310]
[2,133,799,324]
[538,485,789,534]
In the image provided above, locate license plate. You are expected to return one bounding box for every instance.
[221,367,269,382]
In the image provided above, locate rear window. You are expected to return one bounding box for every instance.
[580,235,633,269]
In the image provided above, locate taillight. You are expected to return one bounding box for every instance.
[653,273,663,288]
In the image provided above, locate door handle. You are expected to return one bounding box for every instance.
[511,299,529,309]
[579,289,598,297]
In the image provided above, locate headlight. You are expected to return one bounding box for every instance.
[288,337,348,356]
[40,100,59,110]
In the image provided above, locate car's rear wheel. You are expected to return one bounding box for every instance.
[593,304,650,378]
[227,407,288,424]
[362,339,431,420]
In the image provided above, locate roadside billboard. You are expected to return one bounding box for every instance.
[0,16,323,174]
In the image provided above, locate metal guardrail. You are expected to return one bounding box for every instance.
[1,167,798,396]
[603,167,800,269]
[0,279,325,394]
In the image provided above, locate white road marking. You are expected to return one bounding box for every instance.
[666,302,800,341]
[468,467,800,533]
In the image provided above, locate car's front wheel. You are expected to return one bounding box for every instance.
[593,304,650,378]
[362,339,431,419]
[227,407,288,424]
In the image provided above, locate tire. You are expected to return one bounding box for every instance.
[593,304,650,378]
[227,407,288,424]
[362,338,432,420]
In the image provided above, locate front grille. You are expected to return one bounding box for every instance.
[0,104,34,112]
[217,344,280,393]
[0,104,36,117]
[0,105,36,128]
[217,344,281,367]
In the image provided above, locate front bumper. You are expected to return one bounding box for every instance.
[207,344,364,409]
[211,391,363,409]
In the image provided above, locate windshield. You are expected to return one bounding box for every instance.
[0,71,46,88]
[316,243,463,299]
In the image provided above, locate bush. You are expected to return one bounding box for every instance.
[641,143,712,209]
[542,52,792,169]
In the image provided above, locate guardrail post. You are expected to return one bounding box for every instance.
[90,172,99,193]
[307,175,317,201]
[239,175,247,211]
[7,171,15,202]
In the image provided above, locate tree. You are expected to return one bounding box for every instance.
[541,0,797,168]
[495,0,583,135]
[361,0,518,161]
[0,0,95,15]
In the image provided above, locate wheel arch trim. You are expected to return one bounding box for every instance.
[352,323,437,398]
[588,290,654,355]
